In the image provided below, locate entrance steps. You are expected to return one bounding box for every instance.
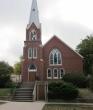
[13,82,34,102]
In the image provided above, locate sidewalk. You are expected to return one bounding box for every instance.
[0,101,45,110]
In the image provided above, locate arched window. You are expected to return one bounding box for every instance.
[29,30,37,41]
[49,49,62,65]
[28,64,37,72]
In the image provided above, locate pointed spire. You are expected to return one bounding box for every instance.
[29,0,40,28]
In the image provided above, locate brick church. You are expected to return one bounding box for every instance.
[22,0,83,82]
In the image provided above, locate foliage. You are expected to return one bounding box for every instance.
[89,76,93,91]
[48,82,79,100]
[79,89,93,99]
[14,56,22,75]
[76,35,93,75]
[43,104,93,110]
[14,62,21,75]
[0,61,13,88]
[62,73,89,88]
[5,81,16,88]
[8,66,14,74]
[0,89,11,96]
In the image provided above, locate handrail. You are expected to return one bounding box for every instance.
[33,81,37,101]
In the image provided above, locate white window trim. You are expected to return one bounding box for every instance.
[60,68,65,79]
[53,68,58,79]
[28,48,37,59]
[47,68,52,79]
[28,48,32,59]
[49,49,62,66]
[33,48,37,59]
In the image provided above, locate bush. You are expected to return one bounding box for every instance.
[0,61,13,88]
[62,73,89,88]
[89,76,93,91]
[61,83,78,100]
[48,82,79,100]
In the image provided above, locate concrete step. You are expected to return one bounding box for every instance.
[13,82,35,102]
[14,96,33,98]
[14,98,33,100]
[21,82,35,88]
[16,89,33,92]
[16,88,33,90]
[15,93,32,95]
[14,100,33,102]
[16,89,33,91]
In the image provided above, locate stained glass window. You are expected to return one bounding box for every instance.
[49,49,62,65]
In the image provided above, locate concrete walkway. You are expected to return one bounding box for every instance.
[0,101,45,110]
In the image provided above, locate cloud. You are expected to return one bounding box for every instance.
[42,19,92,48]
[0,25,24,65]
[0,0,93,65]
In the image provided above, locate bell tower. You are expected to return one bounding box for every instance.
[22,0,43,82]
[26,0,42,44]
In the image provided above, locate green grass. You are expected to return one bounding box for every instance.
[43,104,93,110]
[79,89,93,98]
[0,89,11,96]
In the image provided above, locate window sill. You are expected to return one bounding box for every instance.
[47,77,52,79]
[28,57,37,59]
[49,64,62,66]
[53,77,59,79]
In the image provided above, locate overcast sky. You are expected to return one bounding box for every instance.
[0,0,93,66]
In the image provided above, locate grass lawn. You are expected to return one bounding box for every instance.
[43,104,93,110]
[79,89,93,98]
[0,89,11,96]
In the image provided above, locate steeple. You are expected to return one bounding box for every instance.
[29,0,40,28]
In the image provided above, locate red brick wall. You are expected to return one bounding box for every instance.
[22,24,43,82]
[22,25,83,81]
[43,36,83,80]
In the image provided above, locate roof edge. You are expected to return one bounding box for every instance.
[43,35,83,59]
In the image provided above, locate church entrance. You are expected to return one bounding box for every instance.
[28,64,37,81]
[29,72,36,81]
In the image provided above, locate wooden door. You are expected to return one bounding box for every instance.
[29,72,36,81]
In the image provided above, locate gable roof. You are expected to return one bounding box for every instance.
[43,35,83,58]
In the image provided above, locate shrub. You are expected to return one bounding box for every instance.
[61,83,78,100]
[0,61,13,88]
[89,76,93,91]
[48,82,79,100]
[62,73,89,88]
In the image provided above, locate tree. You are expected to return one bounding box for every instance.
[76,35,93,75]
[14,56,22,75]
[14,62,21,75]
[0,61,13,88]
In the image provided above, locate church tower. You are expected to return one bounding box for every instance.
[22,0,43,82]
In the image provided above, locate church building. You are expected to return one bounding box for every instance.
[20,0,84,101]
[22,0,83,82]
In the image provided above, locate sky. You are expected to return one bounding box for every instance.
[0,0,93,66]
